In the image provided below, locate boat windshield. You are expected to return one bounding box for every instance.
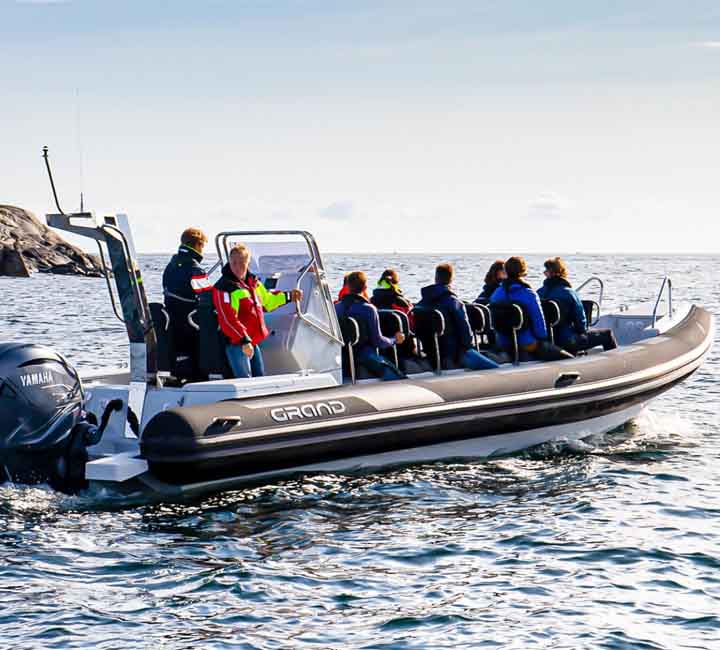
[212,230,342,378]
[219,235,312,272]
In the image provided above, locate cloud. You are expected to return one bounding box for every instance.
[692,41,720,49]
[319,200,356,221]
[526,192,574,221]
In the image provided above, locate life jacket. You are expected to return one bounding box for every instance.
[212,265,290,346]
[371,279,413,314]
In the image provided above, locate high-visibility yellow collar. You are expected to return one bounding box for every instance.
[378,278,398,291]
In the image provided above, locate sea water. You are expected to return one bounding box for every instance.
[0,253,718,649]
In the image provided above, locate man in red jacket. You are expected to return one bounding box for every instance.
[213,243,303,378]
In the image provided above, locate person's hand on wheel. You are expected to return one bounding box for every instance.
[290,289,303,302]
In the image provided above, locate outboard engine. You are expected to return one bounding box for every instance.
[0,342,100,493]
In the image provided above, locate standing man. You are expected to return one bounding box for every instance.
[213,243,303,378]
[162,227,210,379]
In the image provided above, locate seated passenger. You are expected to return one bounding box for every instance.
[371,269,413,313]
[416,264,499,370]
[336,272,369,303]
[213,244,303,378]
[490,257,573,361]
[474,260,506,304]
[162,227,210,380]
[370,268,417,358]
[335,273,350,303]
[335,271,406,381]
[538,257,618,354]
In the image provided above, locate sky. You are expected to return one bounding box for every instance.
[1,1,719,253]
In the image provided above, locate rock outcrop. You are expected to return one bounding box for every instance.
[0,205,103,278]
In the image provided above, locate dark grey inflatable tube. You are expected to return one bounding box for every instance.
[140,306,713,485]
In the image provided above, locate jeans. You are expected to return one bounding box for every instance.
[359,347,406,381]
[226,343,265,378]
[461,348,500,370]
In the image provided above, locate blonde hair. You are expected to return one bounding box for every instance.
[229,243,251,260]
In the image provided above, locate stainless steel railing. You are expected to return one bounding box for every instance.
[651,276,673,328]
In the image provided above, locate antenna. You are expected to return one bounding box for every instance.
[42,146,65,215]
[75,88,85,212]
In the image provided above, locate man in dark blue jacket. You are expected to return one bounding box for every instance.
[416,264,499,370]
[538,257,617,354]
[162,228,210,379]
[335,271,406,381]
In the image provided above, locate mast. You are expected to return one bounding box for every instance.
[42,146,157,438]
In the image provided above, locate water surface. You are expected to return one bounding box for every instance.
[1,253,718,649]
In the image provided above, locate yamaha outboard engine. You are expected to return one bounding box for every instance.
[0,342,99,492]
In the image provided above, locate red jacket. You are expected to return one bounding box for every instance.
[212,265,290,346]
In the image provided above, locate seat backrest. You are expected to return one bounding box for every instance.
[464,302,486,333]
[490,302,526,335]
[474,303,492,334]
[541,300,561,328]
[149,302,175,372]
[378,309,410,338]
[582,299,600,327]
[196,292,231,378]
[540,299,561,344]
[338,315,361,347]
[412,308,445,371]
[472,302,495,348]
[412,308,445,339]
[337,315,363,382]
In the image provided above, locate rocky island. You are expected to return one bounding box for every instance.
[0,204,103,278]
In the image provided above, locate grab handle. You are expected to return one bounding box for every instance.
[555,372,580,388]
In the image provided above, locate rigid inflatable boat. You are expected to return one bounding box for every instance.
[0,161,713,495]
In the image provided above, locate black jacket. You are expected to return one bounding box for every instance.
[162,246,206,349]
[162,245,206,307]
[416,283,473,361]
[370,286,413,312]
[474,281,499,305]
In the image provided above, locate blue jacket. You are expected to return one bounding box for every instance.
[490,281,547,348]
[537,277,586,345]
[416,283,473,362]
[335,294,395,355]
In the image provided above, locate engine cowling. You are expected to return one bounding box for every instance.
[0,342,89,491]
